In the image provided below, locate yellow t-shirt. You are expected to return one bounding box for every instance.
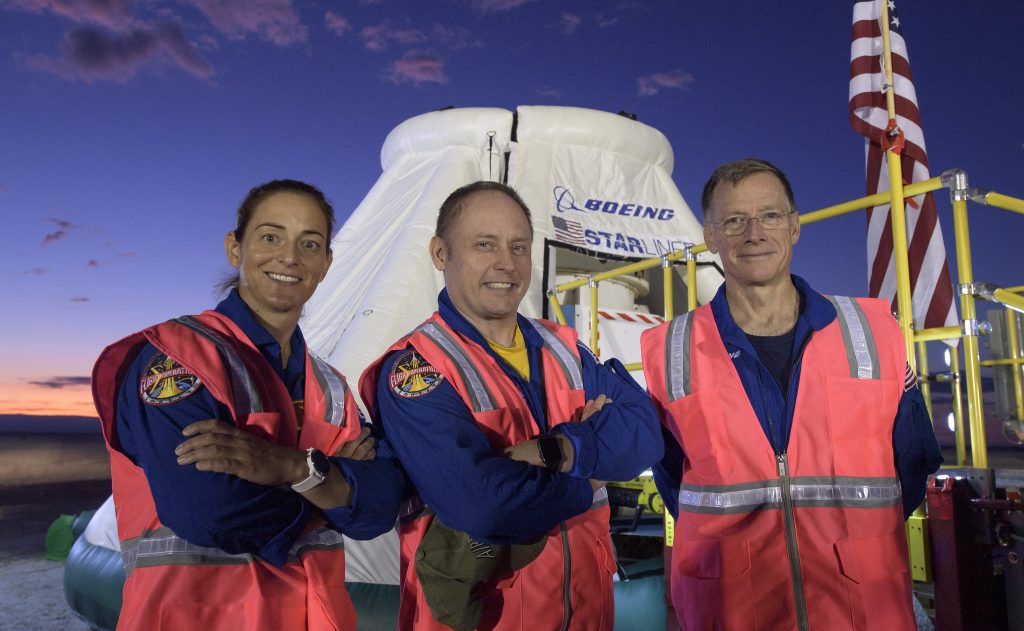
[487,326,529,379]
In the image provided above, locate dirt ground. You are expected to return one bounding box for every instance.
[0,431,111,631]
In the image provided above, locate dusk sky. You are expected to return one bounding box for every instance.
[2,0,1022,417]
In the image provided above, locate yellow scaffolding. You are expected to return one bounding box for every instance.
[546,174,1024,576]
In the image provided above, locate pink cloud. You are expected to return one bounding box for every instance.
[559,12,581,34]
[28,375,91,388]
[69,297,90,303]
[86,259,99,268]
[324,10,351,37]
[187,0,307,46]
[431,24,481,51]
[468,0,534,12]
[5,0,136,31]
[360,21,427,52]
[25,23,215,83]
[40,218,75,245]
[41,229,66,244]
[385,50,447,85]
[637,69,694,96]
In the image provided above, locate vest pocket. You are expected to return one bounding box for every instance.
[674,538,754,630]
[824,377,894,474]
[673,389,741,476]
[834,532,914,630]
[474,408,537,449]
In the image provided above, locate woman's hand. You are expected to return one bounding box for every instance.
[332,426,376,461]
[176,419,305,487]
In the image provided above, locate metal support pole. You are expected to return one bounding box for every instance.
[1006,308,1024,421]
[968,187,1024,215]
[661,256,674,321]
[950,349,967,466]
[685,246,698,313]
[547,290,568,326]
[918,341,933,420]
[880,0,917,372]
[948,169,988,468]
[588,276,599,358]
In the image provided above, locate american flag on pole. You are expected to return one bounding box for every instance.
[848,0,957,330]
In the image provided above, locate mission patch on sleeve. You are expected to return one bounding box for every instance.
[389,350,445,398]
[139,352,203,406]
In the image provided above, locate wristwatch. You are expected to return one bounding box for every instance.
[291,448,330,493]
[537,436,563,472]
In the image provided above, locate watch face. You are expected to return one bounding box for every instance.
[310,449,330,476]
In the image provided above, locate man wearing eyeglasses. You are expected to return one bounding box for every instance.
[641,158,941,630]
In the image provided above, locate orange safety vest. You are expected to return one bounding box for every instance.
[93,311,362,631]
[360,313,617,630]
[641,296,914,631]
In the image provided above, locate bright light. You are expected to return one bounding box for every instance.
[947,412,955,432]
[944,348,951,367]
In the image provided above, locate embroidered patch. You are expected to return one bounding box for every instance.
[139,353,203,406]
[389,351,445,398]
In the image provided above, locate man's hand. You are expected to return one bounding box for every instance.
[579,394,612,421]
[504,437,551,468]
[503,395,613,473]
[176,419,305,487]
[332,426,376,461]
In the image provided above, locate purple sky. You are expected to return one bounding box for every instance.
[2,0,1022,415]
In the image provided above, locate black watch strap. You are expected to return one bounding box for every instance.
[537,436,563,472]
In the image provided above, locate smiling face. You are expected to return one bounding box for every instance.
[224,191,332,330]
[430,189,532,341]
[704,171,800,289]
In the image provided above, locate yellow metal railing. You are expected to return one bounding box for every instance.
[547,177,1023,471]
[545,171,1023,573]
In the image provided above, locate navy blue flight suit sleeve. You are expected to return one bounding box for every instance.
[323,418,405,540]
[892,383,944,518]
[374,350,593,545]
[554,350,664,481]
[116,345,313,566]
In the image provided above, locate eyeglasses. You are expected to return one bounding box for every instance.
[712,210,794,236]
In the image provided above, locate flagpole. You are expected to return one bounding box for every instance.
[879,0,917,370]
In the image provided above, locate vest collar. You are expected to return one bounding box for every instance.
[437,289,546,352]
[710,274,837,351]
[215,288,307,388]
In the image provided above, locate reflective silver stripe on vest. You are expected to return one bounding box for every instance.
[121,526,345,576]
[525,318,584,391]
[308,351,349,427]
[827,296,880,380]
[417,322,497,413]
[666,312,695,402]
[292,527,347,555]
[591,486,609,509]
[173,316,263,414]
[678,476,901,515]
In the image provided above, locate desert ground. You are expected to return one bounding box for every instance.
[1,424,111,630]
